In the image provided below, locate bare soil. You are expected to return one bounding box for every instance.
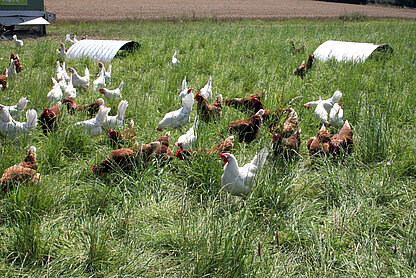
[45,0,415,22]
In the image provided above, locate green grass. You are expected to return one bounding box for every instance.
[0,18,415,276]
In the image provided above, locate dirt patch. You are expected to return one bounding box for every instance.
[45,0,415,22]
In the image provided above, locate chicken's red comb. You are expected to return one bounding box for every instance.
[338,103,342,106]
[175,148,182,157]
[91,165,95,172]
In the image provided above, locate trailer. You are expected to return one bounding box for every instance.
[0,0,55,37]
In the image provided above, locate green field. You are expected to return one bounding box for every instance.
[0,19,415,277]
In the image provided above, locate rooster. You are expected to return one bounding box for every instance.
[171,51,178,67]
[75,105,110,136]
[175,135,234,160]
[98,81,124,99]
[0,97,28,118]
[220,147,268,196]
[228,109,265,143]
[93,63,106,90]
[195,93,222,122]
[330,120,353,156]
[98,62,111,84]
[307,125,331,156]
[0,108,37,139]
[68,66,90,89]
[102,100,128,129]
[225,93,261,113]
[1,146,39,192]
[47,77,63,104]
[302,90,342,126]
[199,76,212,99]
[13,34,23,47]
[62,97,104,115]
[157,90,194,131]
[175,116,199,149]
[39,102,61,135]
[108,119,136,147]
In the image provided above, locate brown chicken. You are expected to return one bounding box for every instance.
[195,93,222,122]
[175,135,234,160]
[271,108,300,157]
[306,54,315,71]
[39,102,61,135]
[0,146,40,192]
[10,52,23,73]
[228,109,265,143]
[62,97,104,115]
[0,70,7,91]
[250,97,286,123]
[224,93,261,113]
[294,54,315,79]
[307,125,331,156]
[108,119,136,147]
[330,120,353,156]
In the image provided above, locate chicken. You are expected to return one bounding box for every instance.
[93,63,106,90]
[271,108,301,157]
[157,90,194,131]
[56,42,66,59]
[228,109,265,143]
[63,73,77,99]
[175,135,234,160]
[10,52,23,73]
[56,61,69,82]
[195,93,222,122]
[92,147,143,176]
[0,70,7,91]
[0,97,28,118]
[1,146,40,192]
[224,93,261,113]
[306,54,315,71]
[7,59,17,78]
[98,62,112,84]
[155,131,171,147]
[75,105,110,136]
[330,120,353,156]
[13,34,23,47]
[102,100,128,129]
[47,77,63,104]
[290,41,305,53]
[0,108,37,139]
[39,101,61,135]
[302,90,342,126]
[108,119,136,147]
[328,103,344,128]
[307,125,331,156]
[178,76,190,99]
[199,76,212,99]
[65,33,75,45]
[174,116,199,149]
[62,97,104,115]
[249,96,285,123]
[294,60,306,78]
[220,147,269,196]
[68,66,90,89]
[98,81,124,99]
[171,51,178,67]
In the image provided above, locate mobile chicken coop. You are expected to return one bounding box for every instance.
[0,0,55,36]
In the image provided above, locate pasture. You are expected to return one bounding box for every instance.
[0,19,415,276]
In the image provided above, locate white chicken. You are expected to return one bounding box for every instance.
[0,97,28,118]
[329,102,344,128]
[199,76,212,99]
[171,51,178,67]
[174,115,199,149]
[7,59,16,78]
[47,77,63,104]
[63,74,77,99]
[157,90,194,131]
[0,108,37,139]
[178,76,189,99]
[102,100,128,129]
[68,66,90,89]
[75,105,110,137]
[220,147,269,196]
[98,81,124,99]
[302,90,342,126]
[65,34,75,45]
[13,34,23,47]
[98,62,111,84]
[93,64,106,90]
[56,61,69,82]
[56,42,66,59]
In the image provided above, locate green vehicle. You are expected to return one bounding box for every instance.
[0,0,55,36]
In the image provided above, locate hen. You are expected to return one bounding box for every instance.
[1,146,40,192]
[271,109,301,158]
[56,42,66,59]
[47,77,63,104]
[13,34,23,47]
[102,100,128,129]
[178,76,190,99]
[307,125,331,156]
[7,59,17,78]
[99,81,124,99]
[10,52,23,73]
[98,62,112,84]
[195,93,222,122]
[63,73,77,99]
[228,109,265,143]
[225,93,261,113]
[65,33,75,45]
[0,97,28,118]
[93,62,106,90]
[330,120,353,156]
[62,97,104,115]
[0,108,38,139]
[108,119,136,147]
[302,90,342,126]
[56,61,69,82]
[328,103,344,128]
[199,76,212,99]
[0,70,7,90]
[68,66,90,89]
[171,51,178,67]
[220,147,268,196]
[75,105,110,136]
[39,102,61,135]
[175,116,199,149]
[157,90,194,131]
[175,135,234,160]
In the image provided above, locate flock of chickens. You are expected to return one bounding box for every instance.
[0,36,353,196]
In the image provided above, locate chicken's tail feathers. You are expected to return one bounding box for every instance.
[84,67,90,79]
[96,106,111,123]
[116,100,129,120]
[250,147,269,170]
[182,76,187,91]
[118,81,124,92]
[331,90,342,103]
[26,109,38,129]
[208,76,212,86]
[17,97,28,110]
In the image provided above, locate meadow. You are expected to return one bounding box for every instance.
[0,18,415,277]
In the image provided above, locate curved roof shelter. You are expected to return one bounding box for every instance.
[66,40,140,63]
[313,40,392,63]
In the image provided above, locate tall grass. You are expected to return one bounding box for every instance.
[0,19,415,276]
